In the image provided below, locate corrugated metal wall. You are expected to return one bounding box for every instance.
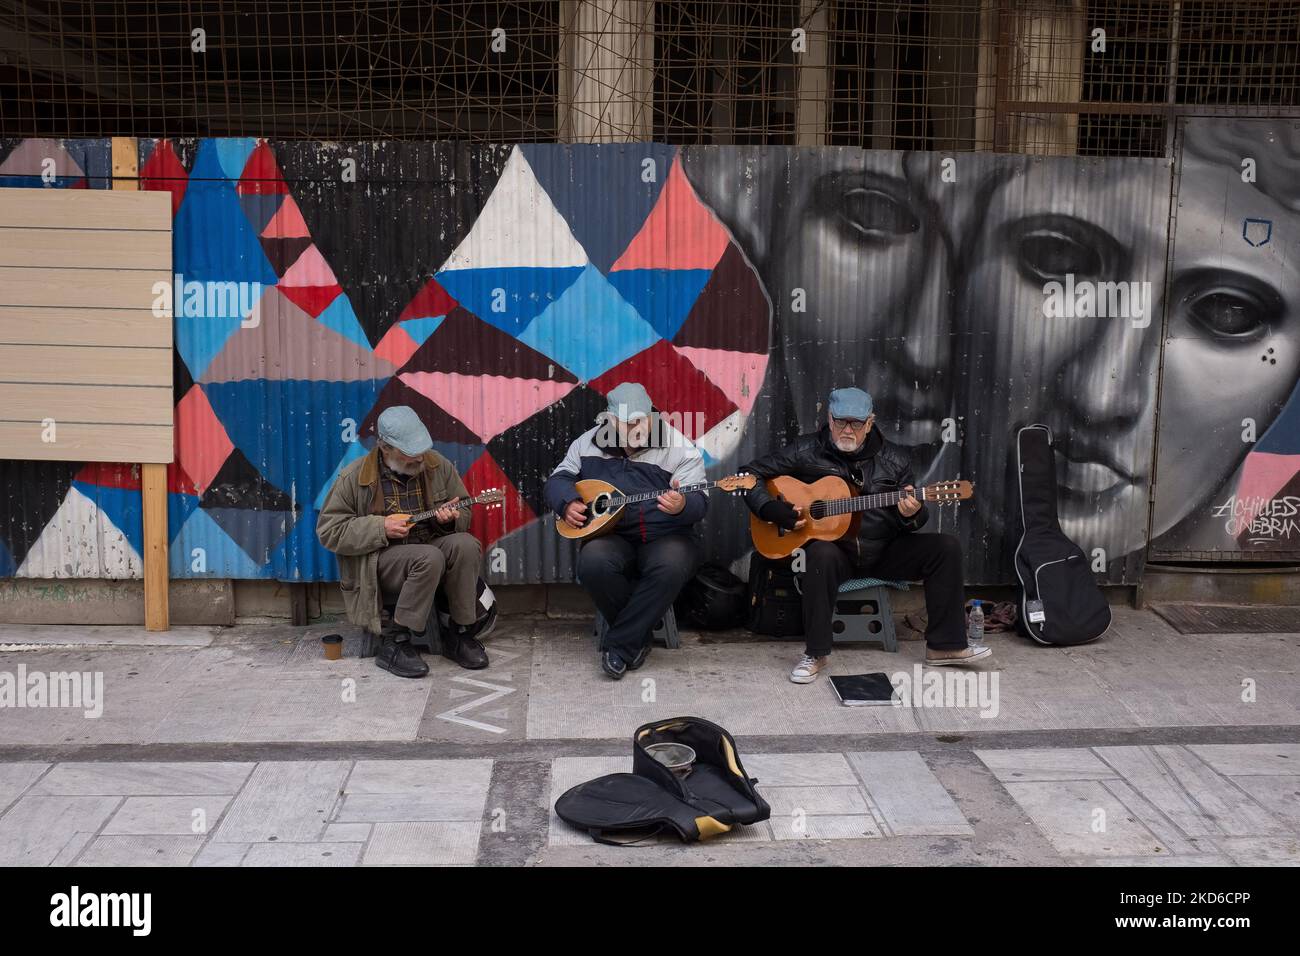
[1,129,1296,586]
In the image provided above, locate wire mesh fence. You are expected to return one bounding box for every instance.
[0,1,1297,155]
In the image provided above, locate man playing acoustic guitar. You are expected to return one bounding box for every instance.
[317,405,490,678]
[545,383,708,680]
[744,387,992,683]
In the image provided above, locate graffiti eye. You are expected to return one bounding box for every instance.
[836,187,919,242]
[1007,214,1123,284]
[1176,269,1283,341]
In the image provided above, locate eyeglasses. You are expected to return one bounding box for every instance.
[831,417,869,431]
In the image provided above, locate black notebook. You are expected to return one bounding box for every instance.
[829,672,900,707]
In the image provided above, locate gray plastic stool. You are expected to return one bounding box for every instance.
[592,606,681,649]
[830,577,910,652]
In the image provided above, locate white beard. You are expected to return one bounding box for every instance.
[382,451,423,476]
[833,434,865,453]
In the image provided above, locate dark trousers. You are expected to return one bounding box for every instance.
[802,534,967,657]
[576,533,700,663]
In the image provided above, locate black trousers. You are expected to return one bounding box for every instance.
[576,533,701,663]
[802,534,967,657]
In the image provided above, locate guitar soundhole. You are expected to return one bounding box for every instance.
[809,500,826,521]
[590,494,610,517]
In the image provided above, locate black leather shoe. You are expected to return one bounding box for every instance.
[601,650,627,680]
[375,635,429,678]
[626,643,652,671]
[441,629,489,670]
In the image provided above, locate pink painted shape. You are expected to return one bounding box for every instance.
[175,387,235,492]
[1235,452,1300,516]
[279,243,338,287]
[398,371,575,442]
[610,157,730,272]
[374,324,421,369]
[262,194,311,238]
[674,346,769,417]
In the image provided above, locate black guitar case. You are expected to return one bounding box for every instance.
[1014,425,1111,646]
[555,717,770,844]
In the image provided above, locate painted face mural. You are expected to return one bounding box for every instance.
[3,125,1299,584]
[956,155,1170,573]
[682,148,953,456]
[1150,119,1300,556]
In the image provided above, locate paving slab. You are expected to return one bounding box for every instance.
[1001,780,1169,858]
[0,763,47,813]
[75,834,205,866]
[213,761,349,844]
[1188,743,1300,776]
[0,795,121,866]
[362,822,482,865]
[240,842,363,867]
[847,751,973,836]
[102,796,232,836]
[33,761,252,796]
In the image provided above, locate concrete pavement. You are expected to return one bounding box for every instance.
[0,608,1297,866]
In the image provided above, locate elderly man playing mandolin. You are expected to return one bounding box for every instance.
[744,387,991,683]
[317,405,489,678]
[545,383,708,680]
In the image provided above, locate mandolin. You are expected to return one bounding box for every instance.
[749,475,973,559]
[393,487,505,526]
[555,474,758,541]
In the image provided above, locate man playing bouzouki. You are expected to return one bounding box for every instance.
[317,405,490,679]
[544,383,708,680]
[744,387,992,684]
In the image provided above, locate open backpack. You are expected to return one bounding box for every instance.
[556,717,771,845]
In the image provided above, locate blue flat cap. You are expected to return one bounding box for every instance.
[376,405,433,457]
[828,387,873,420]
[605,382,653,422]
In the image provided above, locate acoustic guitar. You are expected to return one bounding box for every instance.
[392,487,505,527]
[556,474,758,541]
[749,475,973,559]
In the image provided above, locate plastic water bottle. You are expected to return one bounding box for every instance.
[967,600,986,649]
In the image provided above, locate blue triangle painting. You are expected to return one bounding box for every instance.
[522,144,678,273]
[607,269,713,341]
[434,267,584,337]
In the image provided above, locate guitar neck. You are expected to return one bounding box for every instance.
[611,479,718,507]
[818,485,927,517]
[407,494,490,523]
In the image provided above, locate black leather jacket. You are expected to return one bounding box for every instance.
[742,426,929,566]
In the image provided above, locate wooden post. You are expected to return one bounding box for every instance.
[112,136,170,631]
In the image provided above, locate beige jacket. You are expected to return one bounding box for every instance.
[316,447,471,634]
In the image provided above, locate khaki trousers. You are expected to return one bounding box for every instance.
[375,532,481,633]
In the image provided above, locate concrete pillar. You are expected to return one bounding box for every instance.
[558,0,654,142]
[795,0,830,147]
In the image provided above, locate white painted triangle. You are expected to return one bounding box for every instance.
[439,147,589,271]
[16,486,143,579]
[447,687,477,699]
[481,708,510,720]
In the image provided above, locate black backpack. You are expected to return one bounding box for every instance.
[746,553,804,637]
[1014,425,1111,645]
[675,563,748,630]
[555,717,771,844]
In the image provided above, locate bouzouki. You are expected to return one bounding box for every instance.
[556,474,758,541]
[393,487,505,527]
[749,475,973,559]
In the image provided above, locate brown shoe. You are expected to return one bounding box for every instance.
[925,645,993,667]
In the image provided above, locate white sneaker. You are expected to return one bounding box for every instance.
[790,654,829,684]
